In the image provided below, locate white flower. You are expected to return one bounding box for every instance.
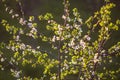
[12,15,15,18]
[67,17,71,22]
[48,20,51,23]
[78,58,82,61]
[92,71,95,76]
[19,18,26,25]
[27,23,33,28]
[66,24,70,29]
[64,63,69,69]
[6,46,10,49]
[26,45,32,49]
[11,46,15,51]
[15,71,20,78]
[32,28,37,32]
[10,70,21,78]
[52,36,56,42]
[15,14,19,17]
[74,24,80,29]
[74,45,80,50]
[16,35,20,41]
[105,27,108,31]
[5,7,9,11]
[94,53,99,63]
[1,68,4,70]
[84,35,91,41]
[1,58,5,62]
[58,25,62,31]
[115,47,119,51]
[37,46,40,49]
[62,15,66,20]
[20,43,26,50]
[68,38,75,47]
[19,18,23,24]
[28,33,32,37]
[65,50,68,53]
[9,9,13,14]
[48,20,54,23]
[32,49,36,53]
[65,34,71,38]
[56,37,60,40]
[80,40,86,49]
[51,76,56,79]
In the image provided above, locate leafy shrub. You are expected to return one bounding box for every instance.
[0,0,120,80]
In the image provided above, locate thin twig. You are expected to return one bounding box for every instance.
[18,0,25,19]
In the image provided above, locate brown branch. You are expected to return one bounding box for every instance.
[90,39,107,80]
[18,0,25,19]
[58,40,61,80]
[57,0,70,80]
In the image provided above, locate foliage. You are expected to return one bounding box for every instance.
[0,0,120,80]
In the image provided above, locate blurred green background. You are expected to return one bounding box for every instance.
[0,0,120,80]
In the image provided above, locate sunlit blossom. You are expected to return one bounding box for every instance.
[68,38,75,47]
[20,43,26,50]
[15,71,20,78]
[11,46,15,51]
[1,58,5,62]
[12,15,15,18]
[94,53,99,63]
[84,35,91,41]
[1,68,4,71]
[64,63,69,69]
[74,45,80,50]
[5,7,9,11]
[30,28,37,33]
[16,35,20,41]
[19,18,26,25]
[37,46,40,49]
[15,14,19,17]
[80,40,86,49]
[9,9,13,14]
[52,36,56,42]
[62,15,66,20]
